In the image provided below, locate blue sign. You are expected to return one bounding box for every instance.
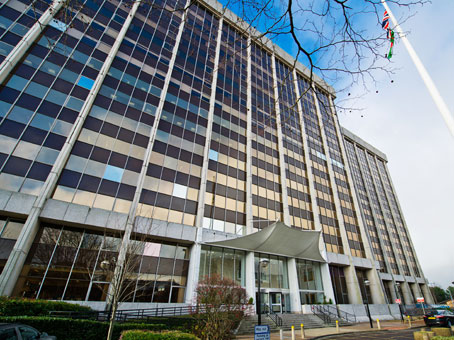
[254,325,270,340]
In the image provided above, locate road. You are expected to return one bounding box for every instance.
[319,329,417,340]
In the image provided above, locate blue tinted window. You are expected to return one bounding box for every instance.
[30,114,54,131]
[103,165,124,182]
[49,19,68,32]
[8,106,34,124]
[77,76,95,90]
[208,149,218,161]
[6,75,28,92]
[25,82,48,98]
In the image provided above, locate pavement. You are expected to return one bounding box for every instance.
[236,319,426,340]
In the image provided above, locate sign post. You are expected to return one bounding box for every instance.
[417,297,425,314]
[395,299,404,322]
[255,325,270,340]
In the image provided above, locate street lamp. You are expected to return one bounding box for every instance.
[364,280,373,328]
[395,282,404,322]
[257,258,270,325]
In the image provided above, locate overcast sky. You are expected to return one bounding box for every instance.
[338,1,454,289]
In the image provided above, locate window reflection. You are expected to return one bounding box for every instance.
[13,224,190,303]
[199,246,245,286]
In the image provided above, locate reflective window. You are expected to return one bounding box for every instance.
[103,165,124,182]
[77,76,95,90]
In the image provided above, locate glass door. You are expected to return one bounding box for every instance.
[270,292,282,314]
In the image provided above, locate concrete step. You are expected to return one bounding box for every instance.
[236,313,352,334]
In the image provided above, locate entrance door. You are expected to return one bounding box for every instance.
[270,292,282,314]
[256,292,269,314]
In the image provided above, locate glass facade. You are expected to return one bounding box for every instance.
[0,0,428,307]
[254,254,288,289]
[199,246,245,285]
[13,224,189,303]
[0,217,24,275]
[343,132,422,279]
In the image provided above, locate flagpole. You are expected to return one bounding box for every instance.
[381,0,454,138]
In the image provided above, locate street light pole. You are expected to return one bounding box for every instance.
[364,280,373,328]
[257,258,270,325]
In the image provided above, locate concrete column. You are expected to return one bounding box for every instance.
[388,281,398,301]
[185,17,224,304]
[421,283,435,304]
[400,281,414,305]
[410,283,421,302]
[0,0,64,85]
[328,95,385,305]
[245,252,256,308]
[270,53,291,226]
[291,70,335,305]
[185,242,202,304]
[0,0,141,296]
[287,258,302,313]
[245,36,253,235]
[311,88,362,304]
[320,263,336,304]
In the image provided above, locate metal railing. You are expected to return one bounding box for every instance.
[266,312,283,328]
[311,305,331,324]
[49,305,201,322]
[324,304,356,323]
[310,305,356,324]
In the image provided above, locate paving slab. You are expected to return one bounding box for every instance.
[235,319,425,340]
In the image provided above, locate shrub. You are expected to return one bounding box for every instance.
[0,316,166,340]
[432,337,454,340]
[0,297,92,316]
[193,275,248,340]
[120,330,199,340]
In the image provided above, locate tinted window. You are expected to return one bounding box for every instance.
[0,327,18,340]
[18,326,39,340]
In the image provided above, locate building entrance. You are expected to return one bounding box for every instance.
[257,291,290,314]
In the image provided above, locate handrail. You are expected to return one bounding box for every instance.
[311,305,331,324]
[49,305,202,322]
[310,305,356,324]
[324,305,356,323]
[266,312,282,328]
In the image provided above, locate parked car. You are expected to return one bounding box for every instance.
[0,323,56,340]
[423,309,454,327]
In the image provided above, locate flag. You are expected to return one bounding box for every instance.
[382,11,394,59]
[382,10,390,30]
[387,30,395,59]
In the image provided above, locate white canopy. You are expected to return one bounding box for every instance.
[206,221,325,262]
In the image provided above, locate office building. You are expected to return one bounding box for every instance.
[0,0,432,311]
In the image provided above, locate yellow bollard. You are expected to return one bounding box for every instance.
[377,319,381,330]
[336,320,340,333]
[291,325,295,340]
[300,323,305,339]
[407,315,412,328]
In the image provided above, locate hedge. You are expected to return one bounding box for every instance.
[0,297,92,316]
[0,316,167,340]
[120,330,199,340]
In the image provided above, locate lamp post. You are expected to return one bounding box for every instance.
[257,258,270,325]
[395,282,404,322]
[364,280,373,328]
